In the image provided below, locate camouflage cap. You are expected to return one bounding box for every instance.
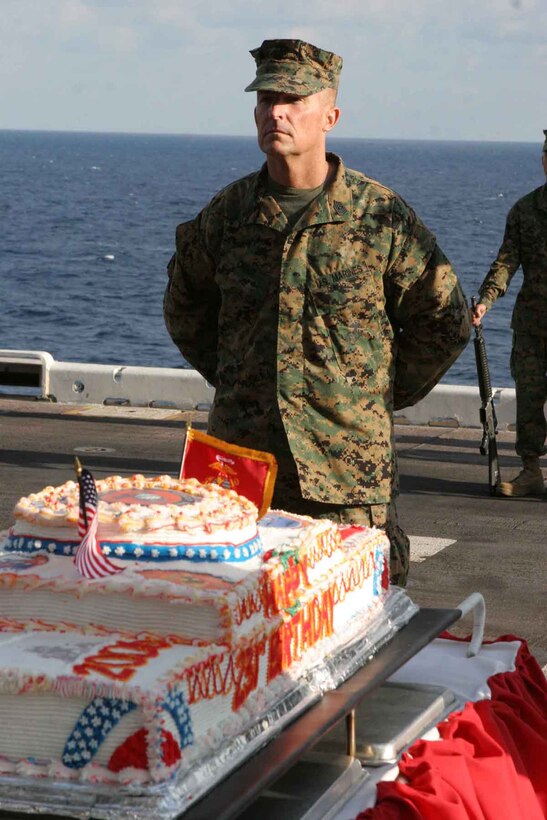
[543,129,547,152]
[244,39,342,96]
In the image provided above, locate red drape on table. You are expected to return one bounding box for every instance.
[357,634,547,820]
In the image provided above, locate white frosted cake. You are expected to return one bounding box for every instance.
[0,474,391,787]
[6,474,261,564]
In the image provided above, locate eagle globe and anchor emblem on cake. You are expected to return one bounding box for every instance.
[94,480,263,564]
[98,487,199,507]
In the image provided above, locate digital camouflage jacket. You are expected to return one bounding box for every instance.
[165,154,470,504]
[478,184,547,337]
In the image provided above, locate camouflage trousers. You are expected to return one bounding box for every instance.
[510,332,547,460]
[272,480,410,587]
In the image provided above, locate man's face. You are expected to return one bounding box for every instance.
[542,151,547,177]
[254,88,339,159]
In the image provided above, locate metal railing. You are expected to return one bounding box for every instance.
[0,349,522,427]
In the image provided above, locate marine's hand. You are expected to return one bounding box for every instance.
[471,303,487,326]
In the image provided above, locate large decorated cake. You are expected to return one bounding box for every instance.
[0,472,397,797]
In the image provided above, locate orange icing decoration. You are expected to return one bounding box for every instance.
[73,635,172,682]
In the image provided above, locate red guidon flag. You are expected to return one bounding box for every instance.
[180,427,277,519]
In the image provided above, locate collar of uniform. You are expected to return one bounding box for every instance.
[246,153,352,230]
[244,165,289,231]
[322,152,353,222]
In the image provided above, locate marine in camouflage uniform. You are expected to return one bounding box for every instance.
[474,131,547,497]
[164,40,471,585]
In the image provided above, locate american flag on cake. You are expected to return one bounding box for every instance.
[74,462,122,579]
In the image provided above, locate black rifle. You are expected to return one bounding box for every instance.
[471,297,501,494]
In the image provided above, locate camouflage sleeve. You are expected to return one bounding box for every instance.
[385,200,471,410]
[477,204,521,310]
[163,215,221,386]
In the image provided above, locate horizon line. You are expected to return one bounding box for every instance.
[0,127,539,146]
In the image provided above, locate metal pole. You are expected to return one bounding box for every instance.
[345,709,356,757]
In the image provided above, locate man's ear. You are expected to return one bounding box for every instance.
[324,106,341,133]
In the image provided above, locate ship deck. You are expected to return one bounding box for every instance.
[1,397,545,669]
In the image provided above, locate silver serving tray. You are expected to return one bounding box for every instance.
[316,681,458,766]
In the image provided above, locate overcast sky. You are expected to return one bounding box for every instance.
[1,0,545,142]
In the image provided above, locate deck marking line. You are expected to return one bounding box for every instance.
[409,536,456,563]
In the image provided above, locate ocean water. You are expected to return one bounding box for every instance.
[0,129,542,387]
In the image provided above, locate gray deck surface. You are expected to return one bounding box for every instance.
[1,397,545,667]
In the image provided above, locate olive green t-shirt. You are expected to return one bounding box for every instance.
[267,176,325,230]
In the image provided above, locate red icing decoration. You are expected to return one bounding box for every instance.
[267,586,335,682]
[233,528,346,628]
[184,638,267,711]
[231,642,265,711]
[161,729,183,767]
[108,728,181,772]
[382,557,390,589]
[339,525,366,540]
[109,727,148,771]
[74,635,172,682]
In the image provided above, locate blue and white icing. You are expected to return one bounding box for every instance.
[161,687,193,749]
[62,697,137,769]
[3,532,262,563]
[373,545,384,596]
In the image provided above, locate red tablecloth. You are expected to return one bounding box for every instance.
[357,634,547,820]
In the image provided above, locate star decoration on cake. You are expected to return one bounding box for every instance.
[62,698,137,769]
